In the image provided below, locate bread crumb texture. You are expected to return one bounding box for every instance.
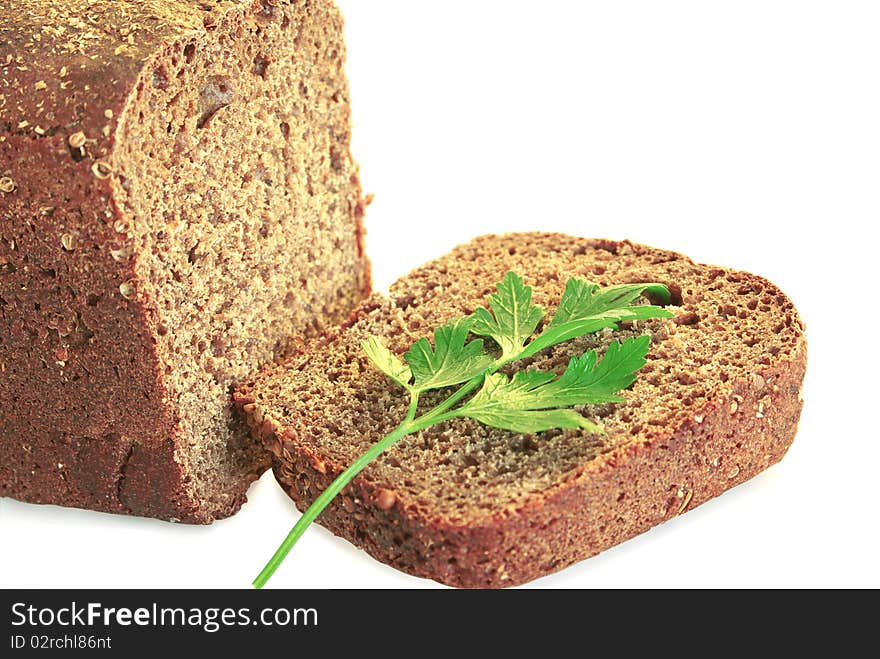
[238,234,807,587]
[1,1,369,522]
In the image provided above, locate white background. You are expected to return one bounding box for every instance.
[2,0,878,589]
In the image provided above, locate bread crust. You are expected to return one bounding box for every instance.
[1,1,202,521]
[238,235,807,586]
[1,1,368,522]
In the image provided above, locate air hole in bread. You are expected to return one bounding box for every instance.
[196,76,234,129]
[253,55,270,79]
[152,68,169,89]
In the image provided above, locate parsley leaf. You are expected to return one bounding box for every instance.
[454,335,651,434]
[456,391,600,434]
[453,371,601,433]
[519,280,673,360]
[471,272,545,361]
[404,317,494,391]
[549,279,671,328]
[515,335,652,406]
[254,271,672,588]
[361,337,413,389]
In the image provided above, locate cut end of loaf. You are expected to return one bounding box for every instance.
[110,1,370,520]
[0,1,369,524]
[237,233,806,585]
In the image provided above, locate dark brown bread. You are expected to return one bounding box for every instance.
[0,0,370,523]
[237,233,806,587]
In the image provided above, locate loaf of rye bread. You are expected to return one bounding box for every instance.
[0,0,370,523]
[236,233,807,587]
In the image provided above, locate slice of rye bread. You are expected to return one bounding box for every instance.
[235,233,807,587]
[0,1,370,523]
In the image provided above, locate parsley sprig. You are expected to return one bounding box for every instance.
[254,272,672,588]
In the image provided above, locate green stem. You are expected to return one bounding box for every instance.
[413,355,513,426]
[410,410,461,433]
[252,419,415,589]
[417,376,483,423]
[405,388,420,422]
[254,359,518,588]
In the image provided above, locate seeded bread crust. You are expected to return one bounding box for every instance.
[236,233,806,587]
[1,1,370,523]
